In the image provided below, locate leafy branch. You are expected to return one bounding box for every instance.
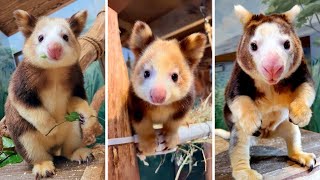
[45,112,104,136]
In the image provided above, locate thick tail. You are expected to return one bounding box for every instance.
[215,129,230,139]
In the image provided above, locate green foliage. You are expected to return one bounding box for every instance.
[40,54,47,59]
[0,137,23,168]
[263,0,320,28]
[0,38,16,119]
[65,112,80,122]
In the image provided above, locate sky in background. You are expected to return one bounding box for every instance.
[215,0,267,46]
[8,0,104,53]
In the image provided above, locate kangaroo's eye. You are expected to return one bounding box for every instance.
[284,40,290,50]
[63,34,69,42]
[144,70,150,78]
[38,35,44,42]
[171,73,178,82]
[250,42,258,51]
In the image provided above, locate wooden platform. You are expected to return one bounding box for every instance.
[0,145,105,180]
[215,129,320,180]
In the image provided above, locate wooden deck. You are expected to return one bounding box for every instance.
[0,145,105,180]
[215,129,320,180]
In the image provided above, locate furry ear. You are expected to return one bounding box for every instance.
[68,10,88,37]
[284,5,301,23]
[234,5,253,25]
[13,10,37,37]
[129,21,155,59]
[179,33,207,70]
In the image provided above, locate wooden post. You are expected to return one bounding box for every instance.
[108,7,140,180]
[204,143,212,180]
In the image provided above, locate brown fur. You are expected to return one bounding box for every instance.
[224,5,316,179]
[5,10,101,178]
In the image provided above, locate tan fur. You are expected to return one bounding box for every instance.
[128,21,206,155]
[234,5,253,25]
[229,96,261,135]
[132,118,157,155]
[68,97,103,145]
[230,128,262,180]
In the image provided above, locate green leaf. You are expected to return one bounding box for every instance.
[65,112,80,122]
[0,152,23,168]
[2,137,14,148]
[40,54,47,59]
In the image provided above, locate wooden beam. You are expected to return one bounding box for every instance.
[0,0,75,36]
[108,7,140,180]
[161,17,212,40]
[216,52,236,63]
[149,0,211,38]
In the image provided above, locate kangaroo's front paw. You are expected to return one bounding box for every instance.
[82,129,97,145]
[137,135,157,156]
[289,151,316,170]
[238,111,262,136]
[162,131,179,150]
[70,147,94,164]
[289,101,312,127]
[233,169,263,180]
[33,161,55,178]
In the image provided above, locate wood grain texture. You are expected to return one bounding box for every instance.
[0,0,74,36]
[204,142,212,180]
[108,7,140,180]
[215,130,320,180]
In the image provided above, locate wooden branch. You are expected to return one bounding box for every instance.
[90,86,105,112]
[0,116,10,138]
[108,7,140,180]
[78,8,105,72]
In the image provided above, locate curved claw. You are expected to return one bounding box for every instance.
[45,170,55,177]
[308,164,314,172]
[35,173,40,180]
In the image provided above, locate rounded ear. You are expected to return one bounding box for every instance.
[68,10,88,37]
[234,5,253,25]
[283,5,301,23]
[13,10,37,37]
[179,33,207,70]
[129,21,155,60]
